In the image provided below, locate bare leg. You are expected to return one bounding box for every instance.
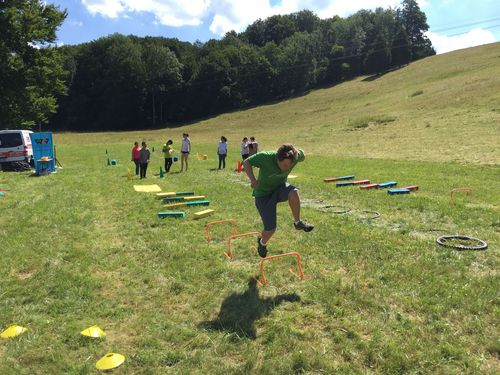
[288,189,300,222]
[261,229,275,245]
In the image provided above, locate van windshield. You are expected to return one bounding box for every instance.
[0,133,23,148]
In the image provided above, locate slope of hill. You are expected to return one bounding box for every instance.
[57,42,500,165]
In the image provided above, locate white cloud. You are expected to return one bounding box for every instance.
[81,0,407,35]
[82,0,209,25]
[426,28,496,54]
[82,0,125,18]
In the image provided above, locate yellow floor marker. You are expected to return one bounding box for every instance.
[96,352,125,370]
[1,324,27,338]
[194,209,215,219]
[80,325,106,338]
[133,184,161,192]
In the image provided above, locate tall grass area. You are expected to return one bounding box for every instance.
[1,43,499,373]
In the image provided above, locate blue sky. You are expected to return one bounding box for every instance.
[49,0,500,54]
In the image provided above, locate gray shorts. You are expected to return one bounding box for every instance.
[255,184,297,231]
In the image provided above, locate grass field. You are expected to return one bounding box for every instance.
[0,43,499,374]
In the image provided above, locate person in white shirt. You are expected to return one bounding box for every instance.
[241,137,249,160]
[248,136,259,156]
[217,136,228,169]
[180,133,190,172]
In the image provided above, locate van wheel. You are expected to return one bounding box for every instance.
[29,158,35,167]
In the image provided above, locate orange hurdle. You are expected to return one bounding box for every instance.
[450,187,473,204]
[225,231,260,260]
[258,252,305,286]
[205,219,238,242]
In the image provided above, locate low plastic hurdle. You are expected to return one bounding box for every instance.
[158,211,185,218]
[450,187,473,204]
[388,188,410,195]
[257,252,305,286]
[360,183,379,190]
[324,175,354,182]
[205,219,238,242]
[337,179,370,187]
[226,231,260,260]
[163,195,205,203]
[401,185,419,191]
[378,181,397,188]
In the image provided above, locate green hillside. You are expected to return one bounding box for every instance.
[57,42,500,165]
[1,43,499,374]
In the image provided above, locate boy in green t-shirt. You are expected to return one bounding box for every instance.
[243,144,314,258]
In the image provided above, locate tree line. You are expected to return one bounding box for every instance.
[1,0,435,131]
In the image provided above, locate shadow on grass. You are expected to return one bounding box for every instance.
[199,278,300,339]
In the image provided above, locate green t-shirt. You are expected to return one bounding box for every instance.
[247,149,304,197]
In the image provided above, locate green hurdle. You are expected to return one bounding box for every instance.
[158,211,185,218]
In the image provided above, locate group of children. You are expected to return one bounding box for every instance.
[240,136,259,160]
[131,133,191,179]
[131,134,259,177]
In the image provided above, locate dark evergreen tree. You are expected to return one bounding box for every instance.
[397,0,435,60]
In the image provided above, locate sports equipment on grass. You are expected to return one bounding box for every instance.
[156,191,194,199]
[360,183,379,189]
[134,184,162,192]
[193,209,215,219]
[257,252,305,286]
[1,324,27,338]
[436,234,487,250]
[158,211,185,218]
[378,181,397,188]
[163,195,205,203]
[96,353,125,370]
[324,175,354,182]
[401,185,419,191]
[205,219,238,241]
[450,187,473,204]
[226,231,260,260]
[80,325,106,338]
[388,188,410,195]
[164,200,209,209]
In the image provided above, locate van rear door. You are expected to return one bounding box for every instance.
[0,132,25,162]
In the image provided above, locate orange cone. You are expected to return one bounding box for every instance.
[237,161,242,173]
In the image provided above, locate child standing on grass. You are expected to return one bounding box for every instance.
[248,136,259,156]
[241,137,249,160]
[131,141,141,175]
[218,136,228,169]
[139,141,150,179]
[180,133,190,172]
[162,139,174,172]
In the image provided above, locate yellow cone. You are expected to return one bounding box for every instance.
[96,352,125,370]
[80,325,106,338]
[1,324,27,338]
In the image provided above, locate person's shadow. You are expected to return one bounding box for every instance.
[199,278,300,339]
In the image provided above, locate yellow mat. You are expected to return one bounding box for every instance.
[134,184,162,192]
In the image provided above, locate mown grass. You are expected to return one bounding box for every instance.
[1,43,499,374]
